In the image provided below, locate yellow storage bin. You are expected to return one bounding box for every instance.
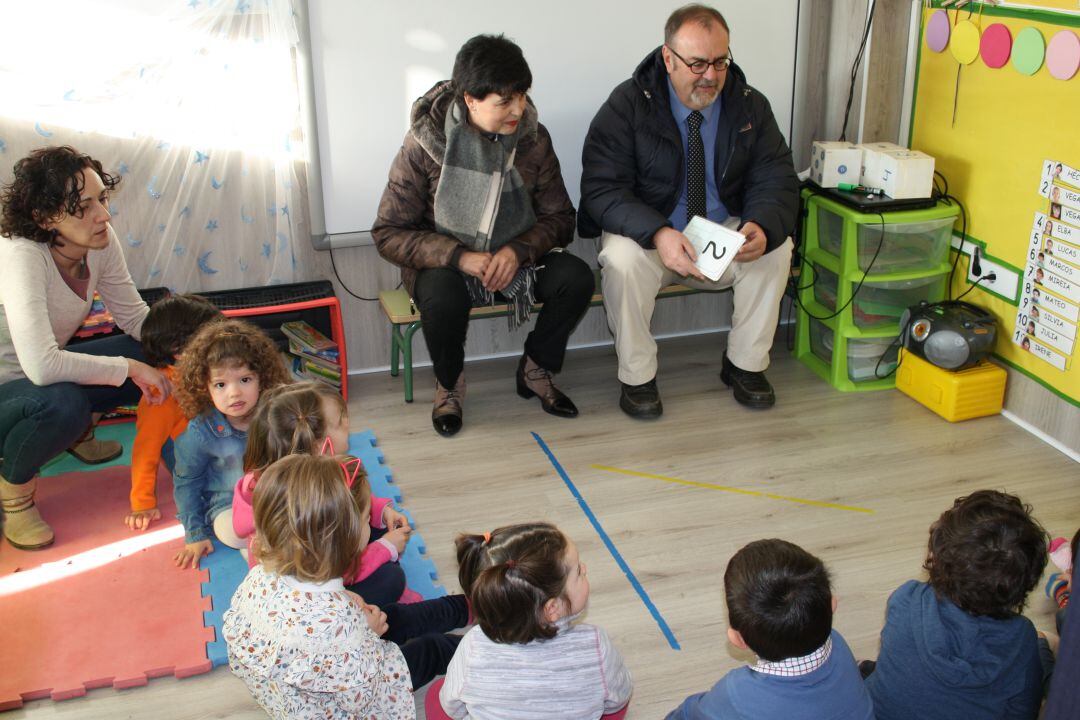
[895,349,1006,422]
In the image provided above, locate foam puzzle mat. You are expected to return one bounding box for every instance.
[0,464,212,710]
[1,425,446,706]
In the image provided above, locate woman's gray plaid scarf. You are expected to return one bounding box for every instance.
[434,99,538,329]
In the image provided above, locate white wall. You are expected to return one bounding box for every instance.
[306,0,800,241]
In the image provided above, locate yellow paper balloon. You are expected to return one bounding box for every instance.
[951,20,981,64]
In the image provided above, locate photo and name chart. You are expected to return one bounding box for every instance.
[1014,160,1080,371]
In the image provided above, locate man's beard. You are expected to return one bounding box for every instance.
[689,81,719,109]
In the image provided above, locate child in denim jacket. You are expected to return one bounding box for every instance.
[171,318,289,568]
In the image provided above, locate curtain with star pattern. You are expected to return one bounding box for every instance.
[0,0,315,292]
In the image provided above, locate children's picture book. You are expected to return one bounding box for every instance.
[683,216,746,282]
[281,321,339,361]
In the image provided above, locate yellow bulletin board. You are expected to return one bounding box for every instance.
[910,1,1080,405]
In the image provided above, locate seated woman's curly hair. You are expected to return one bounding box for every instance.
[0,146,120,244]
[173,318,291,418]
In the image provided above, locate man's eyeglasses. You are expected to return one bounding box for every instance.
[667,46,732,75]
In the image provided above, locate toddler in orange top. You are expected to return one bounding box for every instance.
[125,294,222,530]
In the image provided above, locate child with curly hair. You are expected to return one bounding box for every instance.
[171,318,289,569]
[863,489,1049,720]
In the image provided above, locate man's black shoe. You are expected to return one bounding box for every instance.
[619,378,663,418]
[720,354,775,409]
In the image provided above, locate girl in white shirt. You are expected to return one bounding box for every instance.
[224,453,467,719]
[432,522,633,720]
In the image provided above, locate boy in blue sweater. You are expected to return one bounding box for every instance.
[863,490,1048,720]
[667,539,874,720]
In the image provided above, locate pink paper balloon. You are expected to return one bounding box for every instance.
[1046,30,1080,81]
[980,23,1012,69]
[926,10,950,53]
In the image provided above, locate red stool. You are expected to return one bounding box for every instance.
[424,678,629,719]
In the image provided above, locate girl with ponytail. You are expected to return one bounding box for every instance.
[428,522,633,720]
[231,381,419,606]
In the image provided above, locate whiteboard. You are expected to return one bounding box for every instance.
[306,0,800,239]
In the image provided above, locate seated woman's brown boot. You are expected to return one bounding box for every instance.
[432,372,466,437]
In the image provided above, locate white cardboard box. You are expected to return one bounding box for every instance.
[810,141,862,188]
[875,149,935,199]
[857,141,905,187]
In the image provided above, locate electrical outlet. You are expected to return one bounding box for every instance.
[950,238,1019,301]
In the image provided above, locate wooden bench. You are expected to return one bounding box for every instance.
[379,272,709,402]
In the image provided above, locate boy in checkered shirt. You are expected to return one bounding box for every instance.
[666,539,873,720]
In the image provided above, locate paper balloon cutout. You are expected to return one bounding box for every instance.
[1012,27,1045,76]
[951,20,981,64]
[926,10,951,53]
[1046,30,1079,81]
[980,24,1012,69]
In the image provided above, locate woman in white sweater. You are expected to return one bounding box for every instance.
[0,146,169,549]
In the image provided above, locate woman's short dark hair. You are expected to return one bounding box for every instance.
[140,294,224,368]
[0,146,121,244]
[925,490,1048,618]
[451,34,532,100]
[724,539,832,662]
[455,522,570,644]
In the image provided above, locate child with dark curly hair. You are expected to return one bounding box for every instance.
[864,490,1049,720]
[171,318,289,569]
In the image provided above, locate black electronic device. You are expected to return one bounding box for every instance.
[804,180,937,213]
[898,301,997,371]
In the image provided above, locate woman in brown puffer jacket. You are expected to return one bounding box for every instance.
[373,34,594,438]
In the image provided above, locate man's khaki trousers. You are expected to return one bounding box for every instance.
[598,225,794,386]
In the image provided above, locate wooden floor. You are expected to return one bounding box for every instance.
[11,333,1078,719]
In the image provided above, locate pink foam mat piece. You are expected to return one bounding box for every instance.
[0,465,214,709]
[0,463,176,572]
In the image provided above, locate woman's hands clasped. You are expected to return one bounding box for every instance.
[459,247,520,292]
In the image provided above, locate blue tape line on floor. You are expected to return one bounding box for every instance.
[532,432,680,650]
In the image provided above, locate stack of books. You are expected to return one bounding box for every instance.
[281,320,342,389]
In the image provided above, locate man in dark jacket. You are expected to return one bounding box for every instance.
[580,4,797,416]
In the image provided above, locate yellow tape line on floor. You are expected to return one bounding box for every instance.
[590,465,874,514]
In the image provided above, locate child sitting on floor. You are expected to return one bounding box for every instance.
[125,293,222,531]
[233,381,420,606]
[223,453,468,719]
[171,318,289,569]
[430,522,633,720]
[666,539,872,720]
[864,489,1048,720]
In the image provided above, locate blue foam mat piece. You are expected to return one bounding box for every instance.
[349,430,447,601]
[200,538,251,667]
[198,429,446,667]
